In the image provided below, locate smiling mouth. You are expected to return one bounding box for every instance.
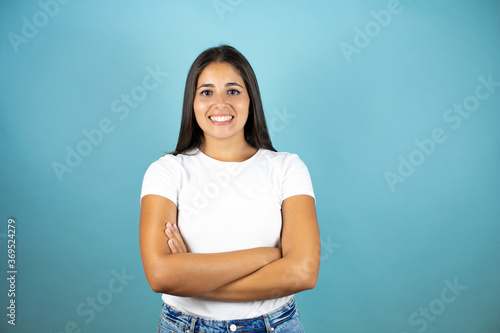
[209,115,234,123]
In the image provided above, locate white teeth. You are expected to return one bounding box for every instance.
[210,115,233,122]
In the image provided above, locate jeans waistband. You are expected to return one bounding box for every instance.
[161,297,297,333]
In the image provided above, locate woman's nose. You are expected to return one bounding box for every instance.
[214,94,227,110]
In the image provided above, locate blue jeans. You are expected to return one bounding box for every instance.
[157,297,305,333]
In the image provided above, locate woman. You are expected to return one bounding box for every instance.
[139,45,320,333]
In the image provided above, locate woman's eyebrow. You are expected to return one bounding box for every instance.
[225,82,243,88]
[197,82,244,90]
[197,83,214,90]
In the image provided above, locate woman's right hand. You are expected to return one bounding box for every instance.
[164,222,188,254]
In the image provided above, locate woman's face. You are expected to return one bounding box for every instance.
[193,62,250,144]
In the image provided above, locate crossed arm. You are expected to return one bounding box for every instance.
[139,194,320,302]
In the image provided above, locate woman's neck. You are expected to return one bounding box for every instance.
[199,136,258,162]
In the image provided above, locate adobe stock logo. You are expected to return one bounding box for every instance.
[385,74,499,192]
[339,0,424,64]
[51,65,169,182]
[7,0,72,54]
[49,267,135,333]
[267,106,295,137]
[213,0,243,22]
[181,162,243,222]
[399,277,467,333]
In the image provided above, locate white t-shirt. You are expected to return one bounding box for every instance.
[140,147,315,320]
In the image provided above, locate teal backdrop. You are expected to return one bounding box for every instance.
[1,1,499,332]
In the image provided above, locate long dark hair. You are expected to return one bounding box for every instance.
[171,45,276,155]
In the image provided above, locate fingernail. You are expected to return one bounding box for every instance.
[173,224,178,229]
[166,229,172,234]
[167,223,172,228]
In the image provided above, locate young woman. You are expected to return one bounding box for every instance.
[139,45,320,333]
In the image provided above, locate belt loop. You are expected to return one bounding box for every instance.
[188,317,196,333]
[264,315,274,332]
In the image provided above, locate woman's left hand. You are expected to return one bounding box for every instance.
[164,223,188,254]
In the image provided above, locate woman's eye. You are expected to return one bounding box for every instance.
[227,89,240,95]
[200,90,212,96]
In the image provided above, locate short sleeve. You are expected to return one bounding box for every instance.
[281,154,315,202]
[140,155,182,205]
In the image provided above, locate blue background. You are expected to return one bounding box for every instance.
[1,0,499,332]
